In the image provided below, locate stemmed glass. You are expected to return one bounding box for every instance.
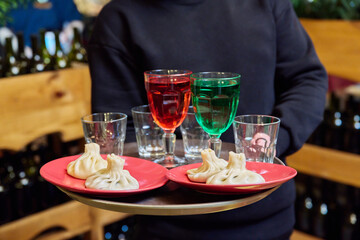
[190,72,241,157]
[144,69,192,168]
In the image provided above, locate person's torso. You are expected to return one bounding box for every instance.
[101,0,281,142]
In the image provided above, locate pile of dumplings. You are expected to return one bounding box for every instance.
[66,143,139,190]
[187,149,265,185]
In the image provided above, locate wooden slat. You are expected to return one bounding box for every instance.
[300,19,360,83]
[0,201,131,240]
[0,201,91,240]
[287,143,360,187]
[0,64,91,151]
[291,230,323,240]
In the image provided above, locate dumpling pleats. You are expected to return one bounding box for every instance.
[187,149,228,183]
[85,154,139,190]
[206,151,265,185]
[67,143,108,179]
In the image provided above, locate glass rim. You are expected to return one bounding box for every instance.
[144,69,192,77]
[190,72,241,81]
[81,112,127,123]
[233,115,281,125]
[131,105,151,114]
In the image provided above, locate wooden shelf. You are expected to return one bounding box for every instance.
[300,19,360,83]
[287,143,360,188]
[291,230,323,240]
[0,200,129,240]
[0,64,91,151]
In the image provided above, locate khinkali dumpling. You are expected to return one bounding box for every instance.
[85,154,139,190]
[187,149,228,183]
[206,151,265,185]
[67,143,107,179]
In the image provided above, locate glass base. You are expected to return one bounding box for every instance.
[184,154,203,164]
[154,155,188,169]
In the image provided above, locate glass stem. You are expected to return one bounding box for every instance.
[163,132,176,161]
[209,136,222,157]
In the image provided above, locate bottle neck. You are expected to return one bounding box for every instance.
[31,36,39,55]
[16,33,25,57]
[5,38,14,57]
[73,28,81,44]
[40,32,45,45]
[39,31,48,51]
[55,31,62,51]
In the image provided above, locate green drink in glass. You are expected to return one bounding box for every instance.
[191,72,241,156]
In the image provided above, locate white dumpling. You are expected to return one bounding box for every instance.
[187,149,228,183]
[67,143,108,179]
[206,151,265,185]
[85,154,139,190]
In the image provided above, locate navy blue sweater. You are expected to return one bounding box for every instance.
[87,0,328,239]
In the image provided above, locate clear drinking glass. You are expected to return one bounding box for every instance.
[131,105,165,159]
[144,69,192,168]
[232,115,280,163]
[180,106,210,162]
[190,72,241,157]
[81,112,127,155]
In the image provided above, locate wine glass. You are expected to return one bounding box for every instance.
[190,72,241,157]
[144,69,192,168]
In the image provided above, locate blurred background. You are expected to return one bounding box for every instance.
[0,0,360,240]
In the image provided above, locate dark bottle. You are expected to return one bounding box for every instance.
[53,30,70,70]
[295,173,306,230]
[352,187,360,240]
[0,178,12,224]
[46,136,70,207]
[310,177,324,237]
[16,32,30,74]
[294,173,313,233]
[12,151,37,219]
[0,152,15,224]
[0,54,3,78]
[343,94,360,154]
[40,133,66,208]
[338,185,360,240]
[4,37,21,77]
[29,34,45,73]
[332,183,352,240]
[39,29,54,71]
[321,180,338,240]
[311,178,337,238]
[68,27,87,63]
[24,138,51,212]
[28,136,49,211]
[0,44,4,78]
[323,92,346,150]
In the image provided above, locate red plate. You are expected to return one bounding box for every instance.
[40,155,168,197]
[166,162,297,194]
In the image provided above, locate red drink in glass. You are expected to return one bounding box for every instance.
[146,77,191,132]
[144,69,192,168]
